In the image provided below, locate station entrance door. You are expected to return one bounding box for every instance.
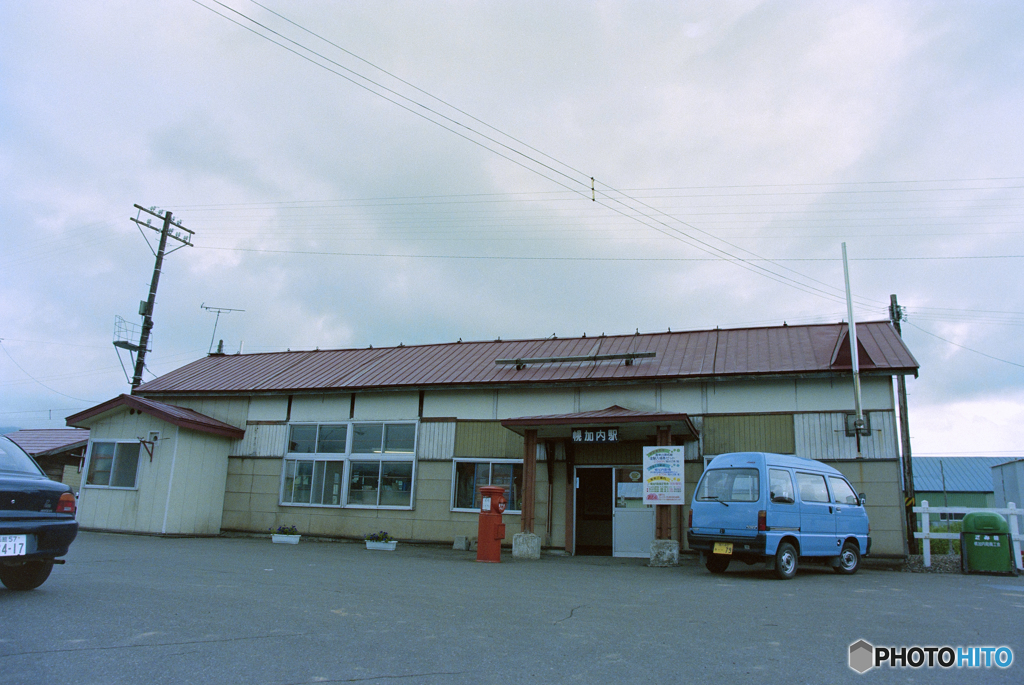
[574,466,655,557]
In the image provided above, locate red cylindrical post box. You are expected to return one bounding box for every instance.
[476,485,507,563]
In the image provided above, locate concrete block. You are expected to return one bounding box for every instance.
[453,535,472,551]
[512,532,541,560]
[649,539,680,567]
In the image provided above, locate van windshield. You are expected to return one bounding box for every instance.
[696,468,760,503]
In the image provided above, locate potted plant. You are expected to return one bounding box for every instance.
[364,531,397,551]
[270,525,300,544]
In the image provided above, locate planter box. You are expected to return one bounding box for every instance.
[272,534,301,544]
[365,540,397,551]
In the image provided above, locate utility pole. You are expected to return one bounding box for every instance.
[890,293,918,553]
[123,205,193,388]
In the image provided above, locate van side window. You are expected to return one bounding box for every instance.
[769,469,795,503]
[795,472,830,503]
[829,476,860,505]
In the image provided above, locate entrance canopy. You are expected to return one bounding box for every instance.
[501,405,698,442]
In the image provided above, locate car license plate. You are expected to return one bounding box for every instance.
[713,542,733,555]
[0,535,27,557]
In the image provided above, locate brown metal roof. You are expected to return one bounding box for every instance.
[65,395,245,440]
[4,428,89,456]
[133,321,918,396]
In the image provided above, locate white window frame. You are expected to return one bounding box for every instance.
[450,458,523,514]
[279,421,417,509]
[83,439,142,490]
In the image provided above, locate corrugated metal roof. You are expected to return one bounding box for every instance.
[912,457,1016,493]
[4,428,89,456]
[135,320,918,396]
[65,395,245,440]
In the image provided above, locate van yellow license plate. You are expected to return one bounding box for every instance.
[713,542,733,555]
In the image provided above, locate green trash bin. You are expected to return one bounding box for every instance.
[960,512,1018,576]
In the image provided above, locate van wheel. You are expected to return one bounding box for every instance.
[706,554,730,574]
[774,542,797,580]
[835,542,860,575]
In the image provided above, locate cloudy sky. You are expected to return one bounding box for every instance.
[2,1,1022,458]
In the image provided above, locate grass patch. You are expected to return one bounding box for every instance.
[927,520,962,555]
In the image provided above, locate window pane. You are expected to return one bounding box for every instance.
[110,443,141,487]
[384,424,415,453]
[310,461,326,504]
[352,424,383,453]
[454,462,482,509]
[696,468,760,503]
[490,463,523,511]
[796,472,830,503]
[87,442,115,486]
[323,462,345,505]
[829,476,859,505]
[281,460,298,503]
[288,425,317,453]
[317,425,348,453]
[380,462,413,507]
[292,460,314,503]
[348,461,380,505]
[769,469,795,503]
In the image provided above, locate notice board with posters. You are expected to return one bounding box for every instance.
[642,446,685,504]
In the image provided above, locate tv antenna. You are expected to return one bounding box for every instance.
[201,303,244,354]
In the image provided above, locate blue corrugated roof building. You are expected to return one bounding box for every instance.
[912,457,1014,493]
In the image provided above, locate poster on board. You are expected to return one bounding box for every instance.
[642,446,685,504]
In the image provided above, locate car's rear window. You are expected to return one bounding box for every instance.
[696,468,760,502]
[0,436,45,476]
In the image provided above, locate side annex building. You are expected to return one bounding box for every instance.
[67,321,919,558]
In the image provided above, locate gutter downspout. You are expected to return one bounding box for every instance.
[161,426,180,535]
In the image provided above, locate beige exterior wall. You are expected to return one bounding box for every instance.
[290,394,351,422]
[829,459,907,557]
[422,389,496,420]
[78,410,233,535]
[247,396,289,421]
[61,464,83,493]
[222,458,561,546]
[496,387,576,419]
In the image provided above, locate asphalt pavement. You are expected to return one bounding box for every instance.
[1,532,1022,684]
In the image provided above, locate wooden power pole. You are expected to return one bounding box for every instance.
[890,294,917,554]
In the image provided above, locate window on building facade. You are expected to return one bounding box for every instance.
[85,441,141,488]
[281,422,416,508]
[451,459,523,512]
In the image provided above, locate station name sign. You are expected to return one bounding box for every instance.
[571,427,619,443]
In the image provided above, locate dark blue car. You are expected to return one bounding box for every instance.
[0,435,78,590]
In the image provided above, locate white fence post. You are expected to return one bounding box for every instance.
[1009,502,1023,572]
[921,500,931,568]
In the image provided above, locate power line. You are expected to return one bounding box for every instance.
[0,340,102,403]
[189,0,888,310]
[906,322,1024,369]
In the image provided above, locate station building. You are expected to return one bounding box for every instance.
[67,321,919,558]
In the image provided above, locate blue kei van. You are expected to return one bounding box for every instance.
[688,452,870,579]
